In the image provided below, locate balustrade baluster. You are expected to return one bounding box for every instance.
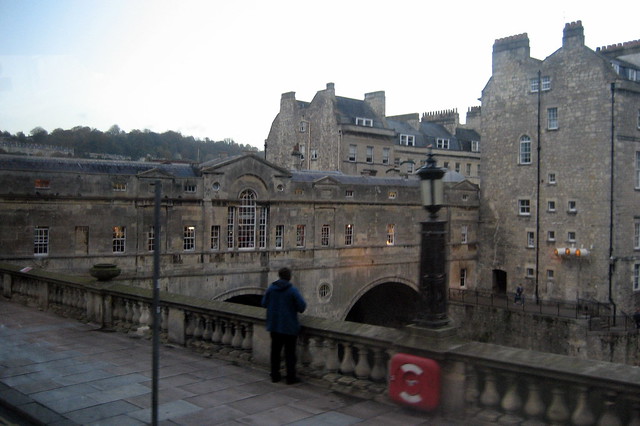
[547,386,570,425]
[231,321,243,348]
[300,335,312,368]
[501,373,522,415]
[464,364,480,416]
[184,312,195,344]
[310,337,325,372]
[628,398,640,426]
[339,343,355,376]
[241,323,252,351]
[124,300,133,327]
[597,391,622,426]
[369,348,386,382]
[161,306,169,333]
[479,370,501,409]
[523,379,546,420]
[571,386,595,426]
[325,339,340,373]
[131,301,142,328]
[354,345,371,380]
[221,319,233,346]
[202,317,213,341]
[211,317,222,344]
[193,314,204,342]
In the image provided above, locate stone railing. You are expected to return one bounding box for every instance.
[2,263,640,424]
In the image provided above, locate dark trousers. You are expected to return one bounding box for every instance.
[270,332,298,381]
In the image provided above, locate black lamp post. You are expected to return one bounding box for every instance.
[415,151,449,328]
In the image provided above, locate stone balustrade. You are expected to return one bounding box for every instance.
[2,263,640,424]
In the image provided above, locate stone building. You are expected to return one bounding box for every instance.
[478,21,640,314]
[265,83,481,185]
[0,153,479,325]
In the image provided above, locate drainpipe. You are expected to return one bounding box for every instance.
[534,70,541,305]
[608,82,617,323]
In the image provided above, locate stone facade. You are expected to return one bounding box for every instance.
[265,83,481,185]
[0,153,479,323]
[478,21,640,314]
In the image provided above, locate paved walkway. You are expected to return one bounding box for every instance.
[0,299,456,425]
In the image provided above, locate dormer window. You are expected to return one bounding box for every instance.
[436,138,449,149]
[471,141,480,152]
[400,134,415,146]
[355,117,373,127]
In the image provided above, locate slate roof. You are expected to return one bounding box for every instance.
[0,155,199,178]
[290,170,419,187]
[335,96,388,129]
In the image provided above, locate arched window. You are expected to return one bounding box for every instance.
[519,135,531,164]
[238,189,256,249]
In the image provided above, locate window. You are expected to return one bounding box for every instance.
[634,263,640,291]
[455,163,461,173]
[184,183,197,193]
[382,148,390,165]
[460,269,467,287]
[355,117,373,127]
[112,182,127,191]
[345,224,354,246]
[299,121,307,133]
[311,149,318,160]
[547,200,556,212]
[530,76,551,92]
[635,152,640,189]
[275,225,284,249]
[321,224,330,247]
[183,226,195,251]
[471,140,479,152]
[568,231,576,242]
[548,173,557,185]
[525,267,535,278]
[147,226,155,252]
[637,110,640,129]
[238,190,256,249]
[366,146,373,163]
[35,179,50,189]
[211,225,220,250]
[519,135,531,164]
[568,200,577,213]
[227,207,235,249]
[518,199,531,216]
[345,190,354,198]
[547,269,555,280]
[318,283,332,300]
[407,162,414,174]
[466,164,472,176]
[388,191,397,199]
[461,225,468,244]
[400,134,415,146]
[34,226,49,255]
[348,145,357,162]
[547,230,556,241]
[258,208,268,249]
[386,224,395,246]
[547,108,558,130]
[296,225,305,248]
[634,221,640,250]
[112,226,126,253]
[527,231,535,248]
[436,138,449,149]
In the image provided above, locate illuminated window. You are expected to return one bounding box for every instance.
[112,182,127,191]
[386,224,395,245]
[34,226,49,256]
[321,224,330,247]
[35,179,50,189]
[183,226,195,251]
[210,225,220,250]
[345,224,354,246]
[296,225,306,248]
[112,226,126,253]
[388,191,397,199]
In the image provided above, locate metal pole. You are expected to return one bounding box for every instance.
[416,219,449,327]
[152,180,161,426]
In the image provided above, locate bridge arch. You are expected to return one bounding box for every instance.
[341,276,419,327]
[214,287,264,307]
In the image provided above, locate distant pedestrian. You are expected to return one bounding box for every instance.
[261,267,307,384]
[634,308,640,330]
[514,285,524,305]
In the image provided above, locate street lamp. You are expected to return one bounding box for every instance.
[415,151,449,328]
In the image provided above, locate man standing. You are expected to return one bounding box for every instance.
[262,267,307,384]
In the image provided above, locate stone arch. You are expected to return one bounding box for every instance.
[214,287,264,307]
[341,276,419,327]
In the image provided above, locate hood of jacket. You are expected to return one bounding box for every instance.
[273,279,292,291]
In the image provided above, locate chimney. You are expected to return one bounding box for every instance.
[492,33,530,74]
[364,91,386,118]
[563,21,585,49]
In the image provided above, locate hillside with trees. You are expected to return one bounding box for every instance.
[0,125,259,162]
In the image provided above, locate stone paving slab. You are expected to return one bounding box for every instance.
[0,299,466,425]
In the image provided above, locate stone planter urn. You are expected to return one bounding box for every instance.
[90,263,121,281]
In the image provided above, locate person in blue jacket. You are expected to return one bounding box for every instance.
[261,267,307,384]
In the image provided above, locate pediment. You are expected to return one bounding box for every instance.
[137,168,176,179]
[200,154,291,177]
[312,176,341,186]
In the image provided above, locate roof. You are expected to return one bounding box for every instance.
[290,169,419,187]
[0,155,199,178]
[335,96,388,129]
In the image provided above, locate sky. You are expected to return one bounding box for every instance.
[0,1,638,150]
